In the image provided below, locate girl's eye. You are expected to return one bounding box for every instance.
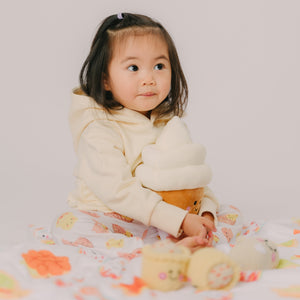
[128,65,138,72]
[154,63,164,70]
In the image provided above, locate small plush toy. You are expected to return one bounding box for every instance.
[141,240,191,291]
[135,116,212,214]
[141,240,240,292]
[187,248,240,290]
[229,236,280,271]
[141,236,280,292]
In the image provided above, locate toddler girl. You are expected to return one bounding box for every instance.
[53,13,242,255]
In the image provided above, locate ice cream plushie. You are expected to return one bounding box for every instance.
[136,117,212,214]
[229,236,279,271]
[187,248,240,290]
[141,240,191,291]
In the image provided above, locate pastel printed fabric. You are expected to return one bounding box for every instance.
[0,215,300,300]
[51,204,244,256]
[51,209,162,258]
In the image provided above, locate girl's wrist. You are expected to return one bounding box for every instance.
[201,211,214,222]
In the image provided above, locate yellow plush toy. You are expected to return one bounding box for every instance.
[229,236,280,270]
[141,236,280,292]
[141,240,240,292]
[141,240,191,291]
[187,248,240,290]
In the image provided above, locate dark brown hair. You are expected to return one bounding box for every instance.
[79,13,188,120]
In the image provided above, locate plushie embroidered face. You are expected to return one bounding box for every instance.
[156,188,204,215]
[141,240,190,291]
[257,239,279,267]
[186,200,201,214]
[142,259,187,291]
[158,266,186,283]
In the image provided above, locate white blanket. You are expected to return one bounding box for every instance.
[1,218,300,300]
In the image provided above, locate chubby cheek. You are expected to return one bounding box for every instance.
[159,78,171,98]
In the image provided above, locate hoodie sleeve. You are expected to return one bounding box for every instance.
[76,121,187,237]
[198,186,220,225]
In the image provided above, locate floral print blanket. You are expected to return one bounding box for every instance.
[1,218,300,300]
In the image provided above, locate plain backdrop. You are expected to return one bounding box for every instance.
[1,0,299,245]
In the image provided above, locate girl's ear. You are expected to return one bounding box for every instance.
[103,74,110,91]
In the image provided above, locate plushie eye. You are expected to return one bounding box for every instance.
[194,201,197,205]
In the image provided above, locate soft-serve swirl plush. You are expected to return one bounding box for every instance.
[135,117,212,191]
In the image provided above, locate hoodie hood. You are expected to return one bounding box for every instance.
[69,88,170,152]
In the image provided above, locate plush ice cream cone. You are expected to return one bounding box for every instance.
[136,117,212,213]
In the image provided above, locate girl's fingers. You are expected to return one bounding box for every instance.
[207,234,214,247]
[177,235,207,249]
[200,217,217,232]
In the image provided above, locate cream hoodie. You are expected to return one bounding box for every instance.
[68,88,219,237]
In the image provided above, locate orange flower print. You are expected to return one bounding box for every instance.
[22,250,71,278]
[240,271,261,282]
[114,276,147,296]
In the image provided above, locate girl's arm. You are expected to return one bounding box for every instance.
[76,121,187,237]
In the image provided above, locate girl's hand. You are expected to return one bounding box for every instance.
[176,235,211,253]
[181,213,216,245]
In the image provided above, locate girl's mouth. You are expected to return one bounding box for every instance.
[139,92,155,97]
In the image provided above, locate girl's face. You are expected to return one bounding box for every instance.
[104,33,172,116]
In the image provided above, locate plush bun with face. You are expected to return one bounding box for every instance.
[136,117,212,214]
[229,236,279,271]
[141,240,191,291]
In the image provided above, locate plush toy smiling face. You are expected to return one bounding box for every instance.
[143,257,187,291]
[158,266,186,284]
[259,239,279,268]
[157,187,204,214]
[141,240,190,291]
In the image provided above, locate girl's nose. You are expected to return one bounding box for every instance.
[141,73,156,86]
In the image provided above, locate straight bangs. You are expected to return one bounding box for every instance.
[107,26,164,55]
